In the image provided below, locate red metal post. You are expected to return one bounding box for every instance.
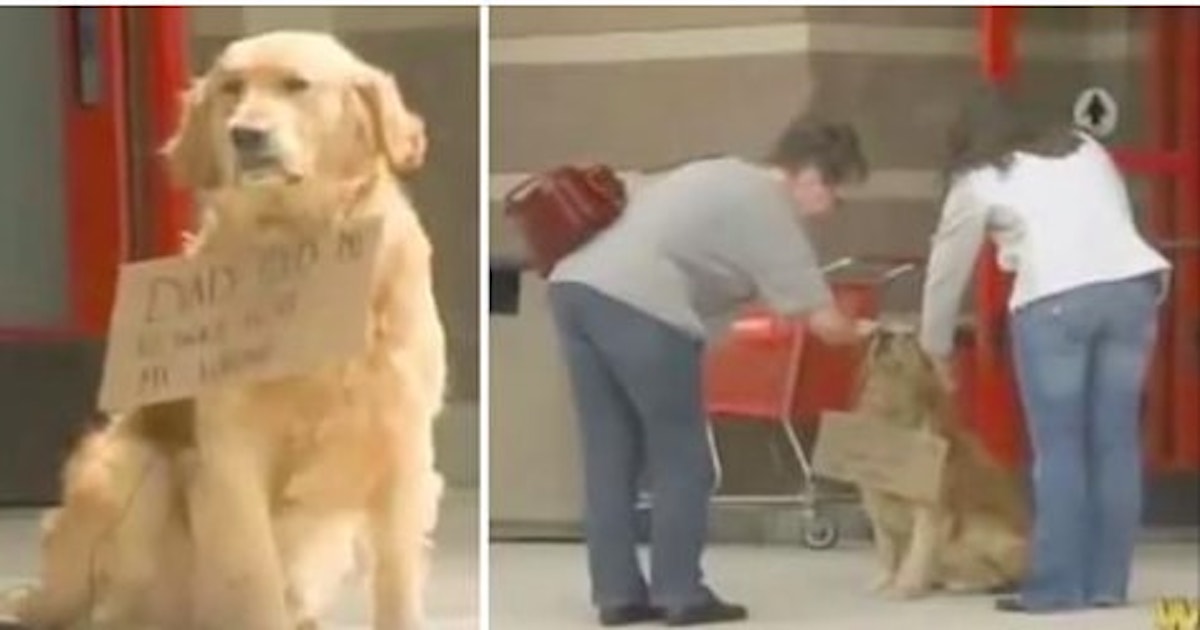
[1143,7,1178,473]
[61,7,130,336]
[1111,149,1184,177]
[142,6,192,256]
[1170,8,1200,469]
[975,6,1023,466]
[981,7,1016,81]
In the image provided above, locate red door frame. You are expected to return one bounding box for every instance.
[976,7,1200,472]
[973,6,1023,468]
[1168,10,1200,470]
[141,7,192,259]
[0,7,189,342]
[62,7,130,338]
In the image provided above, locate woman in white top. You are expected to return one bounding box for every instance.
[919,85,1170,614]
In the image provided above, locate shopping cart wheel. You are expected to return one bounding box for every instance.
[800,515,839,550]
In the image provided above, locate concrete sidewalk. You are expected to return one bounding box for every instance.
[0,491,480,630]
[490,539,1199,629]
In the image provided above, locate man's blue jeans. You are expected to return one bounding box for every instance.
[1010,273,1162,610]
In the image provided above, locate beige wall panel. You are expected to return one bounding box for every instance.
[243,6,334,33]
[492,56,815,173]
[806,6,973,26]
[188,6,242,38]
[492,6,810,38]
[335,6,478,32]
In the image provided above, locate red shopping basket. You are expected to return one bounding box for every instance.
[702,306,804,420]
[702,258,918,423]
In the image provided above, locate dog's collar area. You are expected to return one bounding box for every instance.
[876,318,919,335]
[239,172,380,230]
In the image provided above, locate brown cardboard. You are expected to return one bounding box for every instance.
[97,216,384,412]
[811,411,949,504]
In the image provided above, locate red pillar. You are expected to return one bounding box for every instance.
[142,6,192,257]
[1170,8,1200,469]
[975,6,1023,466]
[1140,7,1179,473]
[980,7,1015,81]
[61,7,129,336]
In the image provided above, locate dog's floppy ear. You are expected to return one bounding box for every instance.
[355,68,427,174]
[162,78,221,190]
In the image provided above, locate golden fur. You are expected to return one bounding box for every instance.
[0,31,445,630]
[853,324,1029,599]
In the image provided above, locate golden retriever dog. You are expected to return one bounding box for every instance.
[0,31,446,630]
[853,324,1028,599]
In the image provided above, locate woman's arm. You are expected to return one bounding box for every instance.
[919,177,989,359]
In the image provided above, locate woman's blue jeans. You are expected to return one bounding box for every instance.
[548,282,716,611]
[1010,273,1163,609]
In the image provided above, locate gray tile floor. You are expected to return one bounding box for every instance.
[0,491,479,630]
[490,538,1200,629]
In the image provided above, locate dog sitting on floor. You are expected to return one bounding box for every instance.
[852,322,1029,599]
[0,31,446,630]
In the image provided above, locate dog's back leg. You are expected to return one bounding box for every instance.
[368,463,442,630]
[939,520,1028,594]
[12,429,174,629]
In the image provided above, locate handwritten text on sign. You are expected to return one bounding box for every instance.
[98,216,384,412]
[811,411,949,504]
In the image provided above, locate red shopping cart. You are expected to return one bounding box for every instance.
[701,257,919,549]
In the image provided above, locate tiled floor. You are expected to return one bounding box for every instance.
[490,538,1200,629]
[0,491,479,630]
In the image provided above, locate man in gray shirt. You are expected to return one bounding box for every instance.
[547,119,873,626]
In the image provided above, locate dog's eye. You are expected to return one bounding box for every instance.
[219,78,244,96]
[281,76,311,94]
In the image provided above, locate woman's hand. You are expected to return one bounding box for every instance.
[855,319,880,338]
[930,355,957,391]
[806,305,877,345]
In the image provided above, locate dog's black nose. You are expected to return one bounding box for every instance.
[230,126,269,153]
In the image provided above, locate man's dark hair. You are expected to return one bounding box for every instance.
[944,80,1082,183]
[766,117,868,185]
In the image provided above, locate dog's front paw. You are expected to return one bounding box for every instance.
[885,578,932,600]
[0,585,35,620]
[869,571,894,594]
